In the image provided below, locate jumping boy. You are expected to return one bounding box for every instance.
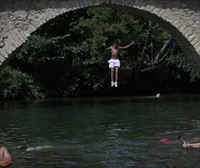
[106,42,134,87]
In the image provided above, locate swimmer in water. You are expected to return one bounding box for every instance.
[178,136,200,149]
[160,136,200,149]
[18,145,54,152]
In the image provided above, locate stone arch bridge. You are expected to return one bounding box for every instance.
[0,0,200,74]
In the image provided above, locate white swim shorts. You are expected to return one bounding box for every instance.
[108,59,121,68]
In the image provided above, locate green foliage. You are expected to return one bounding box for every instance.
[17,34,69,63]
[0,67,44,99]
[70,7,145,53]
[166,53,192,72]
[164,44,198,81]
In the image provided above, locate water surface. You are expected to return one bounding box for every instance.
[0,95,200,168]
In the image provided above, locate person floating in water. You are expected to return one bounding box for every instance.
[0,145,13,167]
[160,136,200,149]
[178,136,200,149]
[106,42,135,87]
[18,144,54,152]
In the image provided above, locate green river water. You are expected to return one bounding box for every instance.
[0,95,200,168]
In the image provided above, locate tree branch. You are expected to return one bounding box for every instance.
[141,65,158,72]
[140,39,173,72]
[154,37,173,64]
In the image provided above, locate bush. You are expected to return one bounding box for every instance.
[0,67,44,99]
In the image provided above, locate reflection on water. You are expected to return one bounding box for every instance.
[0,95,200,168]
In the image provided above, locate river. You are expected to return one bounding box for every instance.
[0,95,200,168]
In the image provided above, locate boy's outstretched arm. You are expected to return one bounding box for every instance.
[119,41,135,49]
[106,46,112,50]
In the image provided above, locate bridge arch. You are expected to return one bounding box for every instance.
[0,0,200,75]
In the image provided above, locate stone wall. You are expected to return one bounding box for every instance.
[0,0,199,74]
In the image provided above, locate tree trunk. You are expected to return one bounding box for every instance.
[133,21,153,80]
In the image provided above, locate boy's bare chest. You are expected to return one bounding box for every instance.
[111,48,118,56]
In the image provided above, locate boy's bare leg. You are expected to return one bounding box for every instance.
[115,67,119,87]
[111,68,114,82]
[115,67,119,82]
[110,68,115,87]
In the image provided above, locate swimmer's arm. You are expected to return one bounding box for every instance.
[187,142,200,149]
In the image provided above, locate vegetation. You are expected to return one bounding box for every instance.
[0,7,199,99]
[0,67,44,99]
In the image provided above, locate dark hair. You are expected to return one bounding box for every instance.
[113,44,118,49]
